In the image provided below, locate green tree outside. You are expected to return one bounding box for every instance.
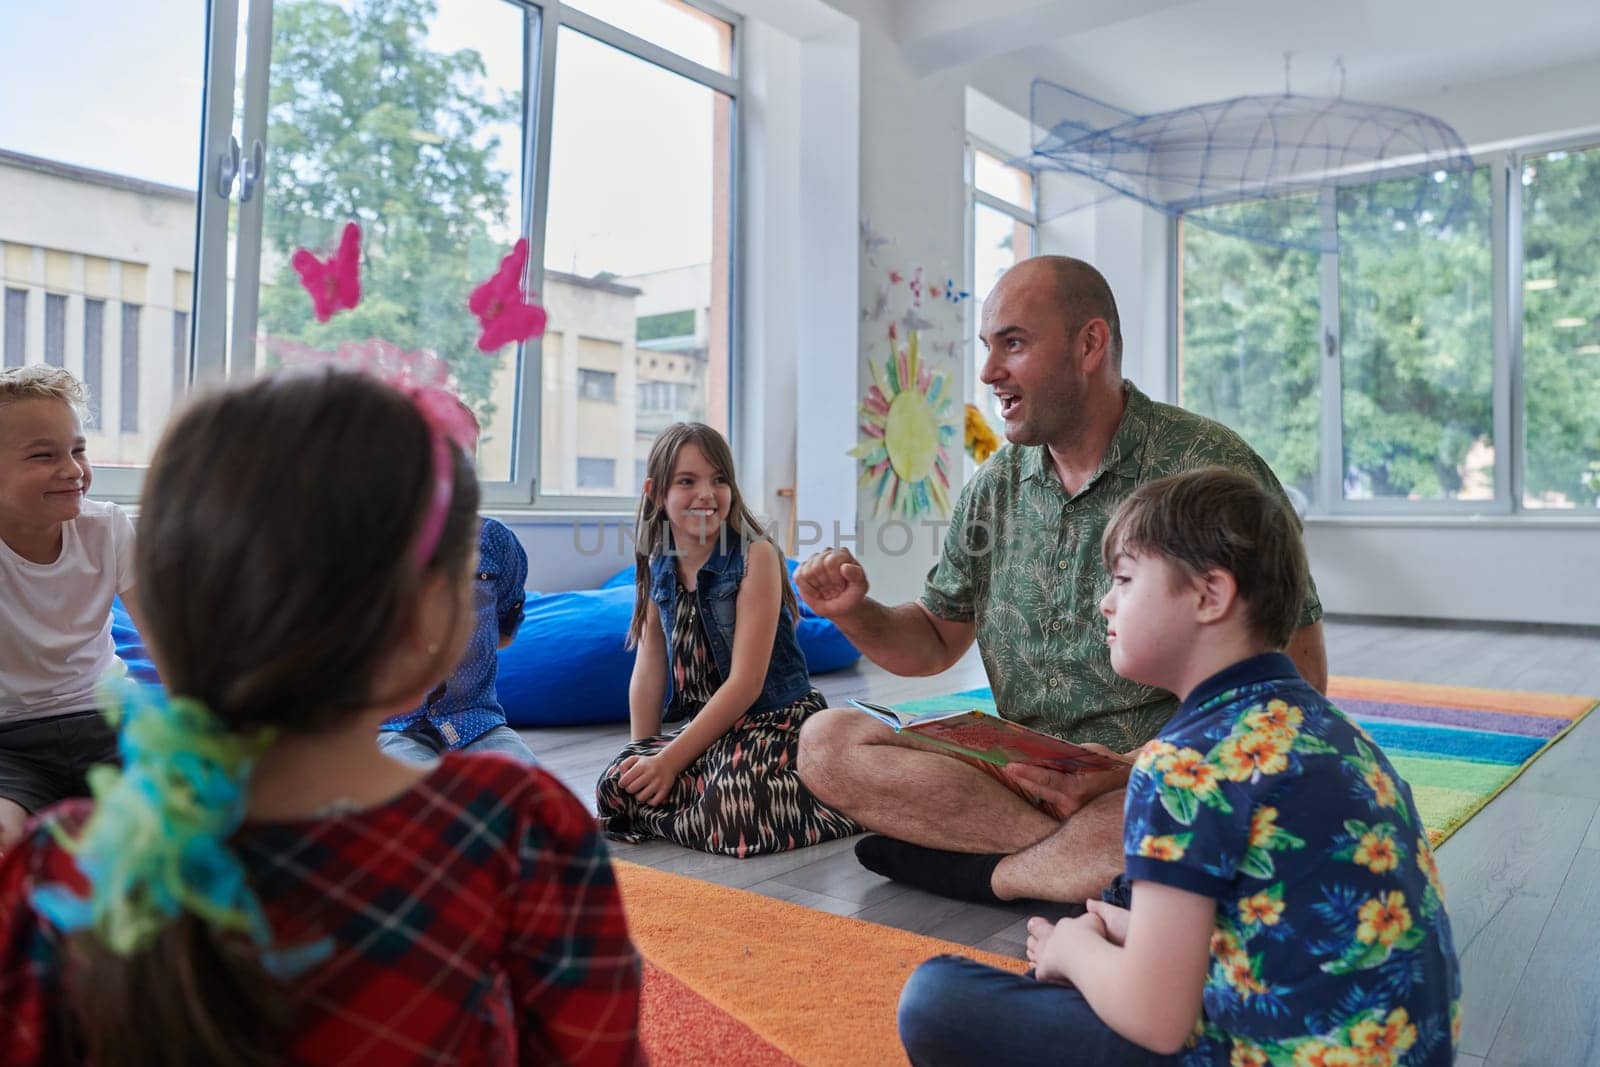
[257,0,520,423]
[1521,146,1600,507]
[1178,158,1600,507]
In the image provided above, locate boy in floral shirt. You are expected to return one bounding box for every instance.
[898,468,1459,1067]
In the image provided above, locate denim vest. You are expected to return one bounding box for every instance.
[649,531,813,719]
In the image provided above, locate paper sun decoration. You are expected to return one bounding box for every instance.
[850,330,956,519]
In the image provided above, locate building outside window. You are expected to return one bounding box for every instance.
[576,455,616,491]
[44,293,66,366]
[578,367,617,403]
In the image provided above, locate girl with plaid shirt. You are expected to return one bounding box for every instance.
[0,368,641,1066]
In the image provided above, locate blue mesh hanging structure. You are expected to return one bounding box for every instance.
[1018,79,1475,251]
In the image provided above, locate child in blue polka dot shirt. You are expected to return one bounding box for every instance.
[379,400,536,767]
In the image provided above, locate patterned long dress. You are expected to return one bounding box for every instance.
[595,582,862,857]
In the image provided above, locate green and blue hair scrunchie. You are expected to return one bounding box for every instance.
[31,679,329,978]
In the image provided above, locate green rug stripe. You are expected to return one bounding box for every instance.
[1407,784,1485,838]
[1386,755,1514,797]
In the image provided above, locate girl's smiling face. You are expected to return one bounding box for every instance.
[660,442,731,546]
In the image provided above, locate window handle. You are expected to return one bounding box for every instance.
[216,135,241,199]
[239,139,265,203]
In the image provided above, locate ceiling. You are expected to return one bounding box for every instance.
[883,0,1600,121]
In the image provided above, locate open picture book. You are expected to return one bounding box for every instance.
[847,699,1133,780]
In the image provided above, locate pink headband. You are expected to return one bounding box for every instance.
[264,338,480,569]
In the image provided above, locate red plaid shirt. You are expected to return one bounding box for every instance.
[0,754,642,1065]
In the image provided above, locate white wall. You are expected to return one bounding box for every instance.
[1393,57,1600,147]
[1304,521,1599,628]
[845,7,969,605]
[504,514,637,592]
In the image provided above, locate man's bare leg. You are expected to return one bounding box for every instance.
[989,788,1127,903]
[797,707,1057,853]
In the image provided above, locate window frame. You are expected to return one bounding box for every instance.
[1170,129,1600,521]
[505,0,742,512]
[964,135,1038,419]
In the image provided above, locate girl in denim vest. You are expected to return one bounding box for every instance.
[596,423,861,857]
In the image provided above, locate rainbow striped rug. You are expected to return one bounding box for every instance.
[896,675,1598,846]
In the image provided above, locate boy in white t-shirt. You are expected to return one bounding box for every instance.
[0,365,138,852]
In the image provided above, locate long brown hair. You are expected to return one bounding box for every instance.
[626,421,796,646]
[66,367,479,1067]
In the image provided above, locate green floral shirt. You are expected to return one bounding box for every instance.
[920,382,1323,750]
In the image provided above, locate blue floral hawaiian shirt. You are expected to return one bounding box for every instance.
[1123,652,1461,1067]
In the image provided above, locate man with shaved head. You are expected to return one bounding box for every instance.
[794,256,1327,905]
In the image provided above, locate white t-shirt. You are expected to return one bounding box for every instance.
[0,498,135,722]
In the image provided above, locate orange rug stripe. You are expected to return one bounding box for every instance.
[616,861,1026,1067]
[640,959,800,1066]
[1327,675,1593,719]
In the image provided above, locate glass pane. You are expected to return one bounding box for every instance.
[1338,168,1493,502]
[542,26,733,498]
[0,0,203,466]
[1178,201,1322,508]
[1521,145,1600,510]
[974,149,1033,213]
[562,0,734,74]
[253,0,526,483]
[972,201,1032,416]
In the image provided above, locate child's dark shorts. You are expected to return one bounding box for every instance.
[0,709,120,814]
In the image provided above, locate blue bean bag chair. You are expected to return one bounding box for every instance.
[111,596,162,686]
[108,570,857,730]
[499,559,859,728]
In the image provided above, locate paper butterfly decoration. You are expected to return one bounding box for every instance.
[860,218,889,259]
[469,238,547,352]
[291,222,362,323]
[861,286,889,323]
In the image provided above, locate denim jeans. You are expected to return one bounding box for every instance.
[898,955,1181,1067]
[378,723,538,767]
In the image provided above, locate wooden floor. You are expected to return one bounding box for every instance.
[529,617,1600,1067]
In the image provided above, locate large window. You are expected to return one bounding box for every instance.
[540,18,732,501]
[967,142,1036,419]
[1,0,737,508]
[1338,170,1493,503]
[251,0,737,507]
[1180,149,1595,517]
